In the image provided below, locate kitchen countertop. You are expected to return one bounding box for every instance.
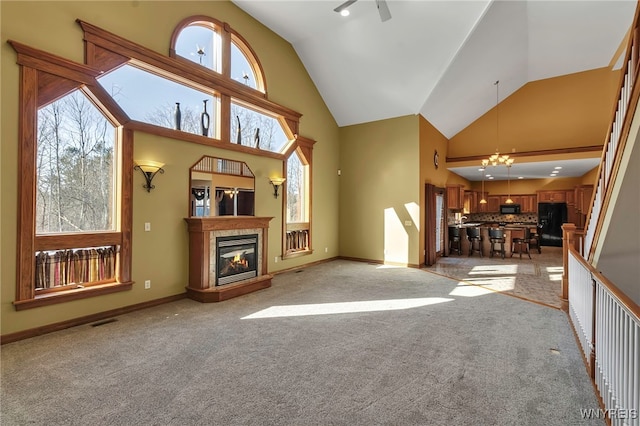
[450,222,537,228]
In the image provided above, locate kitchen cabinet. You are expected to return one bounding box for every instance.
[487,196,501,212]
[463,191,480,214]
[480,193,536,213]
[447,185,465,210]
[537,190,566,202]
[477,192,489,212]
[576,185,594,213]
[573,185,594,228]
[565,190,575,205]
[519,195,536,212]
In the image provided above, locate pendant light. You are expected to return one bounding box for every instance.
[480,167,487,204]
[505,163,513,204]
[481,80,514,168]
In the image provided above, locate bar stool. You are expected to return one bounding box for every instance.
[529,225,542,254]
[466,227,483,257]
[448,226,462,255]
[488,228,506,259]
[511,228,532,259]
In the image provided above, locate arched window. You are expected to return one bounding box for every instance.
[171,16,265,93]
[175,22,222,72]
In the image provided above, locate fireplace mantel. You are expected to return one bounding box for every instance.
[184,216,273,302]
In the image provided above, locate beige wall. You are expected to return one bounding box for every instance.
[418,116,467,263]
[1,1,339,336]
[581,166,599,186]
[448,67,621,158]
[339,115,420,266]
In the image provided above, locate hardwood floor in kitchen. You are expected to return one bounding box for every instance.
[423,246,565,309]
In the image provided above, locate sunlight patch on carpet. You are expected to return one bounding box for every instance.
[461,276,517,291]
[449,282,495,297]
[241,297,454,319]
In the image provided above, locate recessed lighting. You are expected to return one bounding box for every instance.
[518,176,523,179]
[486,174,492,177]
[340,9,350,17]
[488,176,494,180]
[554,166,562,170]
[550,173,556,177]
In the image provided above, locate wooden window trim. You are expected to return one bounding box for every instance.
[8,41,132,310]
[229,31,267,94]
[282,136,315,259]
[78,19,298,136]
[169,15,267,95]
[10,17,314,302]
[13,282,134,311]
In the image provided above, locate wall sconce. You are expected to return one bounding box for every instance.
[269,177,286,199]
[134,160,164,192]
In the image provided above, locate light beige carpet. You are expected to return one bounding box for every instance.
[1,259,602,426]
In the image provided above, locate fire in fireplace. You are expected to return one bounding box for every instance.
[216,234,258,286]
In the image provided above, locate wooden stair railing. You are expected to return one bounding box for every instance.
[583,4,640,263]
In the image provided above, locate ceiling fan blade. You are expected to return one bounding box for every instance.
[334,0,358,13]
[375,0,392,22]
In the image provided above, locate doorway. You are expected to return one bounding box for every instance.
[425,184,446,266]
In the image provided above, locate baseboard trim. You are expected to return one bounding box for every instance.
[1,293,186,345]
[272,256,339,275]
[338,256,421,269]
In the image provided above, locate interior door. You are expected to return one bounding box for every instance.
[425,184,446,266]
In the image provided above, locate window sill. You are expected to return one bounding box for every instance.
[282,249,313,260]
[13,281,133,311]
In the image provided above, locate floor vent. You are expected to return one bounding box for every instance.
[91,318,118,327]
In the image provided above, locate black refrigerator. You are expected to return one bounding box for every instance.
[538,202,568,246]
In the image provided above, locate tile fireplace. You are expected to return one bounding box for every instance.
[184,217,273,302]
[216,234,258,286]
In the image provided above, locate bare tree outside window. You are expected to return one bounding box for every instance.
[231,103,287,151]
[287,153,306,223]
[145,102,201,135]
[36,90,115,233]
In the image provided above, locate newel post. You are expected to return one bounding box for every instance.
[561,223,577,302]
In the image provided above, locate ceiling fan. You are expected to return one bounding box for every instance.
[334,0,392,22]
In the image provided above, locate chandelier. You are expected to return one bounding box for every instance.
[481,80,515,204]
[482,80,514,168]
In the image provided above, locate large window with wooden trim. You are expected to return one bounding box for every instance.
[283,137,314,258]
[9,41,134,310]
[10,16,313,309]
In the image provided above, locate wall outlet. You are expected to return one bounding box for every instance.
[274,256,278,263]
[144,280,151,289]
[325,247,328,253]
[404,220,412,226]
[144,222,151,232]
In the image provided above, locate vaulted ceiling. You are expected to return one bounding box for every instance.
[232,0,636,179]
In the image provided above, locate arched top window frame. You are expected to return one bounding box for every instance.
[78,19,300,155]
[169,15,267,95]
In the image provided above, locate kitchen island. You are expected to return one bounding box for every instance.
[449,223,538,257]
